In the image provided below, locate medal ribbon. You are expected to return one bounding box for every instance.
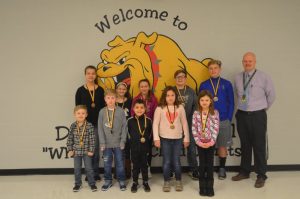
[106,107,115,129]
[76,121,87,147]
[200,111,209,133]
[135,115,147,138]
[86,84,95,104]
[209,77,220,98]
[176,86,186,104]
[166,105,176,125]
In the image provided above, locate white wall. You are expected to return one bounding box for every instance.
[0,0,299,169]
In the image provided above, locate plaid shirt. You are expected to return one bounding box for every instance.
[67,121,95,156]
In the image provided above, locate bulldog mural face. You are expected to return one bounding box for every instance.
[97,32,210,99]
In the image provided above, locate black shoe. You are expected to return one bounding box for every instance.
[101,181,112,191]
[206,179,215,197]
[85,176,88,182]
[90,185,98,192]
[131,182,138,193]
[94,176,101,181]
[73,185,81,192]
[199,179,206,196]
[119,181,127,191]
[218,168,226,180]
[192,170,199,180]
[143,182,151,192]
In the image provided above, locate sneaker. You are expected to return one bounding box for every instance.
[218,168,227,180]
[131,182,138,193]
[192,170,199,180]
[175,181,183,192]
[90,185,98,192]
[119,181,127,191]
[73,185,81,192]
[148,167,152,178]
[231,173,250,181]
[101,181,112,191]
[163,181,171,192]
[94,176,101,182]
[143,181,151,192]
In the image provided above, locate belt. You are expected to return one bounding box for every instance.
[237,109,265,115]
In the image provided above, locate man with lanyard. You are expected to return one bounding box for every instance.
[199,59,234,180]
[232,52,275,188]
[173,69,199,180]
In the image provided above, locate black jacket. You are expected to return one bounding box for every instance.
[127,115,152,152]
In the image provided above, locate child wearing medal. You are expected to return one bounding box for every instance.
[127,99,152,193]
[153,86,189,192]
[173,69,199,180]
[131,78,158,178]
[199,59,234,180]
[75,65,105,181]
[67,105,97,192]
[116,82,132,179]
[192,90,219,197]
[98,89,127,191]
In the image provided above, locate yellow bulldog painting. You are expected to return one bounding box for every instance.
[96,32,210,99]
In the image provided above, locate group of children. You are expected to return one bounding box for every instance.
[67,59,235,197]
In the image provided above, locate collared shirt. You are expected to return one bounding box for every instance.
[234,69,275,111]
[67,121,95,156]
[199,77,235,121]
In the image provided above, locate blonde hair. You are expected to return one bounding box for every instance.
[104,88,117,97]
[208,59,222,67]
[73,105,87,113]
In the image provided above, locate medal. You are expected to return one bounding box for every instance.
[106,107,115,129]
[176,86,186,105]
[86,84,96,108]
[167,105,176,129]
[76,121,87,148]
[136,115,147,143]
[209,77,220,103]
[241,94,246,102]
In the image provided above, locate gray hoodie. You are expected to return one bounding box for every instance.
[98,106,127,148]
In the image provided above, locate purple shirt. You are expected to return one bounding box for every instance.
[234,69,275,111]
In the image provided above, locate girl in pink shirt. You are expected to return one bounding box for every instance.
[192,90,219,197]
[153,86,189,192]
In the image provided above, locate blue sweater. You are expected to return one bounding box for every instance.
[199,77,234,121]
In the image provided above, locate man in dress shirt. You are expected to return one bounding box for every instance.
[232,52,275,188]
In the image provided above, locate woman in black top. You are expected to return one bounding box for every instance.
[116,82,132,178]
[75,65,105,181]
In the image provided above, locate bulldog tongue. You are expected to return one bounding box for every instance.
[122,78,131,85]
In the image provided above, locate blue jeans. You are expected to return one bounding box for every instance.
[161,138,182,181]
[92,126,100,177]
[103,147,126,182]
[74,155,95,186]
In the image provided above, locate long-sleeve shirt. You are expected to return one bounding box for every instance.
[131,93,158,120]
[75,85,105,126]
[174,86,198,132]
[234,69,276,111]
[67,121,95,156]
[192,110,219,148]
[199,77,234,121]
[98,106,127,149]
[127,115,152,152]
[153,105,189,143]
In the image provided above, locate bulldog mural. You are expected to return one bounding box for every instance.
[96,32,210,98]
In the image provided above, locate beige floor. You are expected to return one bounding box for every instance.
[0,172,299,199]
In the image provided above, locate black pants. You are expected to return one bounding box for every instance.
[197,146,215,180]
[147,138,153,167]
[236,110,267,179]
[131,150,148,182]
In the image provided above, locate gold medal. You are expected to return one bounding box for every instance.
[167,105,176,130]
[213,96,218,102]
[106,107,115,129]
[170,124,175,129]
[136,115,147,143]
[176,86,186,105]
[241,94,246,102]
[91,102,95,108]
[76,121,87,148]
[86,84,96,108]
